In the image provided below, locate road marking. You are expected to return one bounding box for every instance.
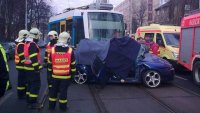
[0,92,13,107]
[175,76,188,81]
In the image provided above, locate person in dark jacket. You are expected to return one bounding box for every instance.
[0,44,10,98]
[15,30,29,99]
[48,32,76,111]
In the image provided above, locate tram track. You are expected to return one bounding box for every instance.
[140,82,200,113]
[88,85,109,113]
[173,83,200,97]
[142,87,179,113]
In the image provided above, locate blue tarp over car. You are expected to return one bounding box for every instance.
[75,37,141,78]
[105,37,141,77]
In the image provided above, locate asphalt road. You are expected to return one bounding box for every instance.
[0,49,200,113]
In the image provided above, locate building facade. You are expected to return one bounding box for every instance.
[155,0,199,25]
[114,0,160,33]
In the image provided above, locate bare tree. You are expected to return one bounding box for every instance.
[0,0,52,40]
[135,0,147,26]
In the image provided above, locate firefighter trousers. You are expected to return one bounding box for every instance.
[49,78,71,110]
[25,71,41,104]
[17,70,26,98]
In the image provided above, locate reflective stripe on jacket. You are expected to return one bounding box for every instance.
[0,44,9,71]
[46,43,54,64]
[51,47,72,79]
[15,42,25,69]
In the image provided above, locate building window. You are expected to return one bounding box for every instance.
[185,4,191,11]
[148,0,153,3]
[148,4,153,11]
[148,13,153,21]
[156,11,160,15]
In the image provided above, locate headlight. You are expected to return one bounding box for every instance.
[172,52,178,59]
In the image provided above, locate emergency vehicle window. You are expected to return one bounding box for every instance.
[144,33,154,40]
[156,33,164,46]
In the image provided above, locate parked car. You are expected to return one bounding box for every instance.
[2,43,15,60]
[73,39,175,88]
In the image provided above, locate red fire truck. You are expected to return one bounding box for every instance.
[179,12,200,85]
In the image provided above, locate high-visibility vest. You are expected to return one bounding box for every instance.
[24,41,41,65]
[46,42,54,63]
[52,47,72,77]
[0,44,9,72]
[15,42,24,64]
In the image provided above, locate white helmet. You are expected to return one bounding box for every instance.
[15,30,29,42]
[29,28,42,39]
[58,32,70,44]
[48,31,58,39]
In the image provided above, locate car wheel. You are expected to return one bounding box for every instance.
[143,70,161,88]
[74,71,87,84]
[192,61,200,86]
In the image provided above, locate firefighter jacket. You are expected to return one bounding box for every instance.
[0,44,10,91]
[49,45,76,79]
[24,41,42,71]
[15,42,25,70]
[44,40,57,71]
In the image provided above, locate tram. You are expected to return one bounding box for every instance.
[48,3,124,47]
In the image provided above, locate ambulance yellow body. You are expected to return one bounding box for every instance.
[136,24,180,64]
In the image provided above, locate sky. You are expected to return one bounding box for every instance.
[48,0,124,13]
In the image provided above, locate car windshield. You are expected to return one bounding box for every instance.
[88,12,124,41]
[163,33,179,47]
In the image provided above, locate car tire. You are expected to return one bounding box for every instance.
[73,71,88,84]
[192,61,200,86]
[142,70,161,88]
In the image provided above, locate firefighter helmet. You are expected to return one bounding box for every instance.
[29,28,42,39]
[48,31,58,39]
[15,30,29,42]
[57,32,70,44]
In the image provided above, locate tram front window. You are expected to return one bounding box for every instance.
[88,12,124,41]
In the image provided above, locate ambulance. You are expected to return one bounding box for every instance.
[179,12,200,85]
[136,24,180,65]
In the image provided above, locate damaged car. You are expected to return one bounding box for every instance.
[74,37,174,88]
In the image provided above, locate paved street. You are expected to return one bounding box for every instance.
[0,49,200,113]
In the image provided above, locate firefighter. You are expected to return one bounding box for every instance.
[44,31,58,89]
[0,44,10,98]
[24,28,42,109]
[15,30,29,99]
[48,32,76,111]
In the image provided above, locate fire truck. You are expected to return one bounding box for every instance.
[179,12,200,85]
